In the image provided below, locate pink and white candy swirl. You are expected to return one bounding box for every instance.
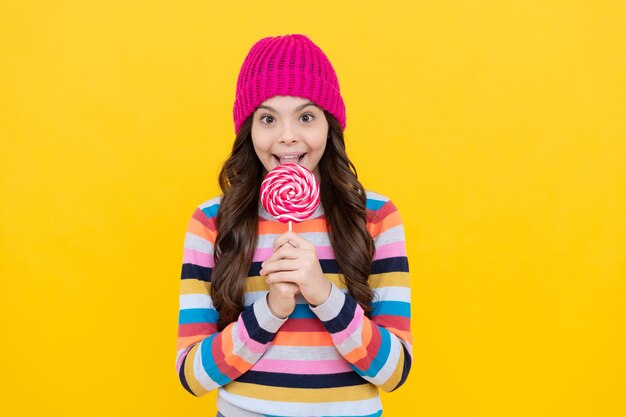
[260,163,320,223]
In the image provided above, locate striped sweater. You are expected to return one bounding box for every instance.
[176,191,412,417]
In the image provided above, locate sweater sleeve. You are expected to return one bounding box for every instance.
[310,198,413,392]
[175,201,287,396]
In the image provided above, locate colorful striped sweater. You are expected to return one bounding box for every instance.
[176,191,412,417]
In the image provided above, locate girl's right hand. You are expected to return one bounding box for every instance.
[266,282,299,319]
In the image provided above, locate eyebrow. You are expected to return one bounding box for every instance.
[256,102,319,113]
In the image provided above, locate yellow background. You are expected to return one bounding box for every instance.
[1,1,624,416]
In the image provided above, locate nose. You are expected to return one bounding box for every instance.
[278,123,299,144]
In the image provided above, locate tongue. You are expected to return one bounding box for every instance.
[279,156,300,165]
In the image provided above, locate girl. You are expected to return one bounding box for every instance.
[176,34,412,417]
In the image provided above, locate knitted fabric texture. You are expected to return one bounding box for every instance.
[233,34,346,134]
[176,191,413,415]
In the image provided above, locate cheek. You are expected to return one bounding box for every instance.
[312,122,329,153]
[311,131,328,154]
[251,131,272,154]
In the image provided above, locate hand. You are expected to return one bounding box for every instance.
[266,282,299,319]
[259,231,332,307]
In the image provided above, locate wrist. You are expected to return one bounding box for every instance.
[266,293,290,319]
[309,279,332,307]
[309,282,346,322]
[253,293,287,334]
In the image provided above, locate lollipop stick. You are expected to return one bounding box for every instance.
[288,221,292,232]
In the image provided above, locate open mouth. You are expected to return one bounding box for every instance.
[273,153,306,165]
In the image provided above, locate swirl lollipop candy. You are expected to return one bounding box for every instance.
[260,163,320,230]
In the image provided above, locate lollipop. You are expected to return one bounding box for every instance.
[260,163,320,230]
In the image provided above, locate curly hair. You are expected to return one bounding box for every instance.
[211,112,375,330]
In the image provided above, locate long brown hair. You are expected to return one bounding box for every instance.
[212,112,375,330]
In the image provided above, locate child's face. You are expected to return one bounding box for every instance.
[251,95,329,179]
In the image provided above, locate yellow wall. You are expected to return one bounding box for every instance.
[1,1,624,415]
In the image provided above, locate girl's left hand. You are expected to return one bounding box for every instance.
[259,231,332,307]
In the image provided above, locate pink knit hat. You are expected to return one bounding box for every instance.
[233,34,346,134]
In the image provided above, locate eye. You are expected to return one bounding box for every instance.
[300,112,315,123]
[259,115,274,124]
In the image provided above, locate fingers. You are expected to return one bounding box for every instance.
[264,232,314,265]
[267,281,299,296]
[265,271,303,285]
[260,259,300,276]
[272,231,314,251]
[262,245,300,265]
